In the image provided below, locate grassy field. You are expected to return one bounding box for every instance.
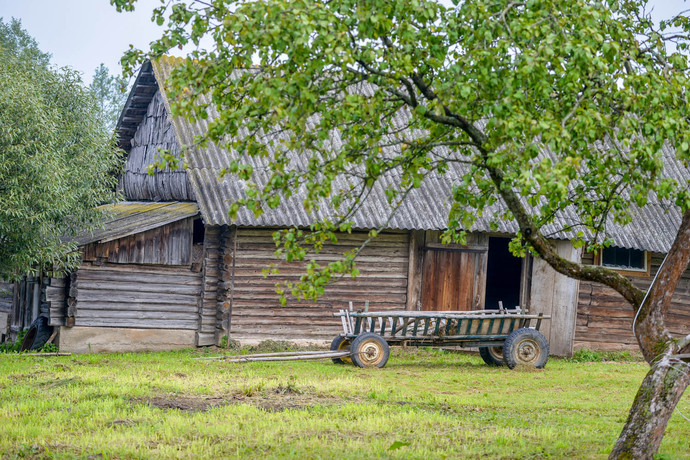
[1,346,688,459]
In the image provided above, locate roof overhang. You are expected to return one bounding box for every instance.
[115,61,158,153]
[73,201,200,246]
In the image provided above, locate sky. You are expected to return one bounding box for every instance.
[0,0,688,84]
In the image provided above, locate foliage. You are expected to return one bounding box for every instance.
[112,0,690,301]
[0,19,122,280]
[0,17,50,66]
[0,329,58,354]
[0,329,26,353]
[566,348,642,363]
[37,342,59,353]
[1,349,688,457]
[89,63,129,132]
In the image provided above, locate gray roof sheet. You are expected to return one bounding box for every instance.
[147,58,688,254]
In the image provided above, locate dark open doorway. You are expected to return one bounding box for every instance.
[484,237,523,310]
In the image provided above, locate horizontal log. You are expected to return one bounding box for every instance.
[46,287,66,301]
[76,309,197,321]
[232,267,407,278]
[78,263,197,276]
[50,278,67,288]
[73,318,198,329]
[69,301,198,313]
[233,253,408,264]
[76,280,202,296]
[196,332,216,346]
[229,293,407,304]
[76,291,198,305]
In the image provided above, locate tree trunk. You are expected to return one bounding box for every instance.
[609,354,690,459]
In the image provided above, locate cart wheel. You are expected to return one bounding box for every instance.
[503,328,549,369]
[479,346,505,366]
[350,333,390,368]
[330,335,353,365]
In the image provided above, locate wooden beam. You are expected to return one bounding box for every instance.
[406,230,425,310]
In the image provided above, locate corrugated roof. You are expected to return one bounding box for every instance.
[74,201,199,246]
[148,58,688,254]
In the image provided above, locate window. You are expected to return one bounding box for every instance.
[192,218,205,245]
[597,246,649,276]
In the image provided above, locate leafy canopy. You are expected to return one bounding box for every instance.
[89,63,129,132]
[112,0,690,299]
[0,19,122,280]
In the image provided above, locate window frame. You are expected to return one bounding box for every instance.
[594,247,651,277]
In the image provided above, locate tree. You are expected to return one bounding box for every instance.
[0,17,51,66]
[111,0,690,457]
[0,19,122,280]
[90,63,129,132]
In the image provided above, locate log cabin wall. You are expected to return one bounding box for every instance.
[60,219,202,331]
[221,229,409,343]
[575,252,690,350]
[196,226,220,346]
[120,90,194,201]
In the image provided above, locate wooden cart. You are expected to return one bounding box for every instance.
[332,308,551,369]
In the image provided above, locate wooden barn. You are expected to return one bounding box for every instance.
[2,58,688,355]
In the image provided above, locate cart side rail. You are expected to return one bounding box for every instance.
[334,309,551,341]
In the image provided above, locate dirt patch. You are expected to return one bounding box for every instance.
[142,395,235,412]
[139,384,339,413]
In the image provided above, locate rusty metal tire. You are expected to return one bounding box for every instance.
[330,335,352,365]
[503,328,549,369]
[350,332,390,368]
[479,346,505,366]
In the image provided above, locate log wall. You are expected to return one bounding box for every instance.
[120,90,194,201]
[46,276,67,326]
[69,263,202,330]
[575,252,690,350]
[223,229,409,343]
[196,227,220,346]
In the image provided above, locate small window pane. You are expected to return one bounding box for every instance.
[601,247,645,270]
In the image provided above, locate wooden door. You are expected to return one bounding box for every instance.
[421,248,487,311]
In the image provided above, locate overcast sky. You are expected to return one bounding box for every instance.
[0,0,687,84]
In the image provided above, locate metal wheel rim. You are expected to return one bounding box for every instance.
[358,339,384,366]
[338,339,352,364]
[488,346,503,362]
[515,338,541,364]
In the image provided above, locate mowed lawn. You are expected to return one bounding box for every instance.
[1,347,689,459]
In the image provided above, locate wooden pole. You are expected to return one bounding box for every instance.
[196,350,343,360]
[218,351,350,363]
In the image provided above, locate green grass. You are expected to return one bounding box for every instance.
[0,347,688,459]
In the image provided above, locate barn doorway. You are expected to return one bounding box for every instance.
[484,237,524,310]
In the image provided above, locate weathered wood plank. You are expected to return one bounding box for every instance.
[74,318,198,329]
[225,229,409,342]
